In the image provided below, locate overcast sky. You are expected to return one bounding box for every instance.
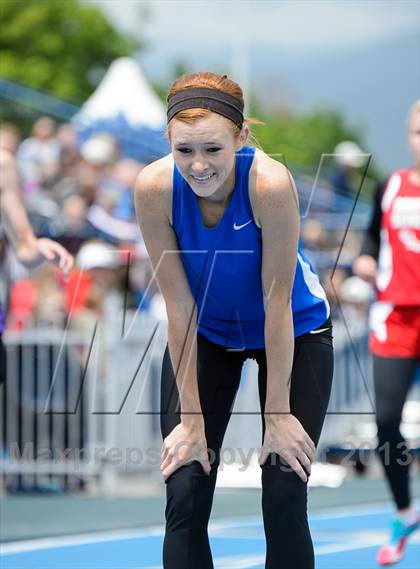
[87,1,420,171]
[91,0,419,52]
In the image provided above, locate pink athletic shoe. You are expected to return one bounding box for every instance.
[377,515,420,566]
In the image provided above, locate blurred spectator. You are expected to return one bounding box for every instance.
[321,266,349,319]
[339,275,374,320]
[56,123,79,175]
[52,157,100,207]
[80,133,120,210]
[51,140,142,246]
[16,117,61,200]
[4,117,374,335]
[129,252,156,312]
[41,194,99,256]
[66,240,123,327]
[301,219,328,250]
[0,122,21,154]
[86,203,141,244]
[8,265,67,330]
[80,133,119,169]
[329,140,367,197]
[0,147,73,275]
[110,159,144,221]
[54,133,120,207]
[332,228,362,268]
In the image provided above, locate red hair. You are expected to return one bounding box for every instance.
[166,72,262,142]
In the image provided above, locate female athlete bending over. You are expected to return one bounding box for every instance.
[135,72,334,569]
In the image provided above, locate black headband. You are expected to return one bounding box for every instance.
[167,87,244,129]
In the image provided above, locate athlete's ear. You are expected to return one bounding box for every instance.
[236,124,249,150]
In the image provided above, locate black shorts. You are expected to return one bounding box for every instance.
[297,316,333,346]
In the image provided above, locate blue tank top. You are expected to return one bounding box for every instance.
[172,146,330,349]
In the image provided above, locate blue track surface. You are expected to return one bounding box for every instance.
[1,504,419,568]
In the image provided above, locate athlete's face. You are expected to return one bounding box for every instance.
[170,113,248,200]
[408,110,420,168]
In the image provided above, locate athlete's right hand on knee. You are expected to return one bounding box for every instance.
[161,421,211,481]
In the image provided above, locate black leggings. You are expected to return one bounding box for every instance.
[0,335,5,387]
[160,324,334,569]
[373,355,419,510]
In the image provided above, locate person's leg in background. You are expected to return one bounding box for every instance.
[373,355,418,512]
[160,333,245,569]
[0,335,5,386]
[369,306,420,564]
[256,334,334,569]
[374,355,420,565]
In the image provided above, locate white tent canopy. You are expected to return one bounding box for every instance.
[76,57,166,129]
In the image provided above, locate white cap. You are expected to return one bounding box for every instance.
[80,134,119,165]
[333,141,367,168]
[76,241,120,270]
[340,276,373,304]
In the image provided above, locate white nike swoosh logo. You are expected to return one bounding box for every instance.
[309,327,331,334]
[233,220,252,230]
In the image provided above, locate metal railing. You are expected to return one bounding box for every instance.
[1,328,99,492]
[221,319,373,458]
[1,314,373,492]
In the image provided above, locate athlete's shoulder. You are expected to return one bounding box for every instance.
[392,168,420,188]
[384,168,406,185]
[135,153,174,222]
[379,169,407,211]
[135,153,173,193]
[250,148,293,191]
[386,167,417,186]
[248,148,297,224]
[246,148,297,228]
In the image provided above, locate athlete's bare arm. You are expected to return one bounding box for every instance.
[256,156,299,412]
[255,155,315,482]
[0,150,73,273]
[134,159,211,479]
[134,158,195,311]
[134,159,198,395]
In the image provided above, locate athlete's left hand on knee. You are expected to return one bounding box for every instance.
[258,414,315,482]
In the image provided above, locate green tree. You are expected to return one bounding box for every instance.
[249,103,378,186]
[151,60,190,103]
[148,60,379,184]
[251,106,358,169]
[0,0,139,102]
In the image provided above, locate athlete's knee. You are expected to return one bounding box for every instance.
[261,454,308,518]
[165,461,215,530]
[262,461,314,569]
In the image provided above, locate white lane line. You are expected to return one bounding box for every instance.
[1,500,418,556]
[215,553,265,568]
[316,532,420,555]
[216,533,420,569]
[140,534,420,569]
[0,525,165,555]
